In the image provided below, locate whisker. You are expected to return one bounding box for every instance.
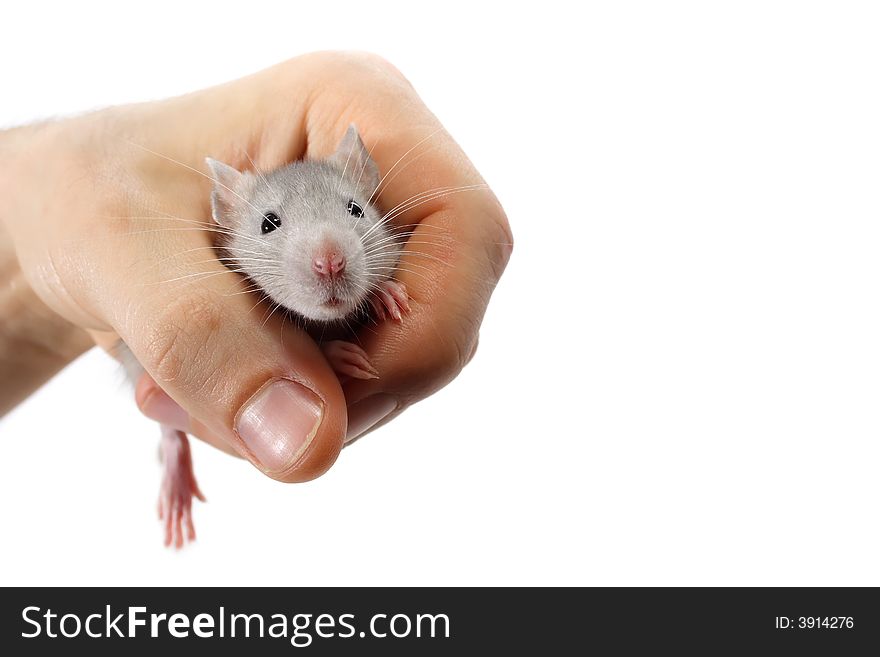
[125,139,263,216]
[368,127,444,205]
[382,184,489,225]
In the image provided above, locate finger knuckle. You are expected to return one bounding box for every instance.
[464,332,480,367]
[412,317,479,391]
[484,202,514,280]
[313,51,411,87]
[345,51,408,81]
[144,292,223,389]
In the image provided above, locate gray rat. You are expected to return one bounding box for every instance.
[206,124,408,327]
[119,125,410,547]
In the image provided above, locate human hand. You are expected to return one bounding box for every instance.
[0,52,512,482]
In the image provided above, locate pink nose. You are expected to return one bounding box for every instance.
[312,251,346,279]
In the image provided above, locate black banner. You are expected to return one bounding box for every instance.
[0,588,877,654]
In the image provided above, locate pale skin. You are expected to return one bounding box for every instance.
[0,52,513,543]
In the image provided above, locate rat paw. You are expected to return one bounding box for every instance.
[158,427,205,549]
[322,340,379,380]
[370,280,410,321]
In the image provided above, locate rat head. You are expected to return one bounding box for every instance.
[206,125,399,323]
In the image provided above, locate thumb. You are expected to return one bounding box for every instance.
[106,232,347,483]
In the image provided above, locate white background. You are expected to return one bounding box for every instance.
[1,1,879,586]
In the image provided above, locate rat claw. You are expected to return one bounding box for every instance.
[384,294,402,321]
[372,280,409,321]
[344,349,378,375]
[339,363,380,380]
[369,295,387,321]
[321,340,379,380]
[386,280,411,313]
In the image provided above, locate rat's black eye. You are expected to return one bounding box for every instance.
[261,212,281,234]
[347,200,365,218]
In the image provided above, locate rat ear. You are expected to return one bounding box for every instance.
[205,157,243,227]
[330,124,379,194]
